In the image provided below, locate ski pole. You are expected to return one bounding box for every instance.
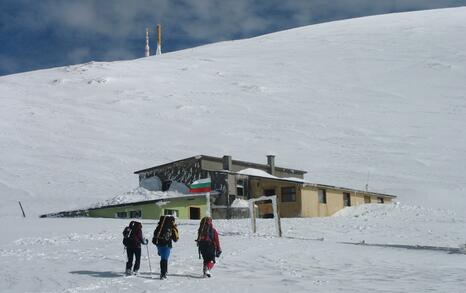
[146,244,153,276]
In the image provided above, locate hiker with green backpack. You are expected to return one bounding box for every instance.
[152,215,179,279]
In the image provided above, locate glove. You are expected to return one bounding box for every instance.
[143,238,149,245]
[215,250,222,257]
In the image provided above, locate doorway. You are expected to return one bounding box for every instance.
[190,207,201,220]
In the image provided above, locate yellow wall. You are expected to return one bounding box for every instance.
[301,187,394,217]
[249,178,302,217]
[246,178,394,218]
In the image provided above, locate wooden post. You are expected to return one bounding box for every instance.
[271,196,282,237]
[18,201,26,217]
[249,200,256,233]
[205,192,211,217]
[249,195,282,237]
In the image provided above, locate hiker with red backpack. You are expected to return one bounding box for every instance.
[122,221,148,276]
[152,215,179,280]
[196,216,222,278]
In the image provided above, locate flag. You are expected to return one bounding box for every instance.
[189,178,211,193]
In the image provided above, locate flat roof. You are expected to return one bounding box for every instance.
[217,170,396,198]
[134,155,307,175]
[88,191,218,210]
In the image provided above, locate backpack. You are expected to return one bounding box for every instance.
[122,221,139,247]
[197,226,214,243]
[152,216,175,246]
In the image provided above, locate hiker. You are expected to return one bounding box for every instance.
[152,215,179,280]
[196,216,222,278]
[123,221,148,275]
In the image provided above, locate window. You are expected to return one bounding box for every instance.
[318,189,327,204]
[129,210,142,218]
[377,197,384,204]
[343,192,351,207]
[264,189,275,197]
[162,180,172,191]
[364,196,371,203]
[190,207,201,220]
[116,211,127,218]
[236,179,245,196]
[164,209,179,217]
[281,187,296,202]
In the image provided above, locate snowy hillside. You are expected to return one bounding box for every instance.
[1,7,466,217]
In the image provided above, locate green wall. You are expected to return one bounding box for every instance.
[88,196,207,220]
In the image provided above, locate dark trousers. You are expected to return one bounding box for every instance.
[199,241,216,263]
[126,246,141,271]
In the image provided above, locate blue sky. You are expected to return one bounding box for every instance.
[1,0,465,76]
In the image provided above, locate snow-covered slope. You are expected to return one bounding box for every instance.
[1,7,466,217]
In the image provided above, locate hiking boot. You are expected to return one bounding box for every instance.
[133,270,138,275]
[125,269,132,276]
[205,269,211,278]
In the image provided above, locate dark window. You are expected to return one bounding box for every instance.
[162,180,172,191]
[129,210,142,218]
[377,197,384,204]
[343,192,351,207]
[116,211,127,218]
[264,189,275,197]
[281,187,296,202]
[190,207,201,220]
[236,179,245,196]
[164,209,178,217]
[364,196,371,203]
[318,189,327,204]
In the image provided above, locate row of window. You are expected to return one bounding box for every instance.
[116,209,181,219]
[262,187,384,206]
[116,210,142,219]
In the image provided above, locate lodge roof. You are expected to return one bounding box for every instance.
[133,155,307,175]
[218,170,396,198]
[87,191,219,210]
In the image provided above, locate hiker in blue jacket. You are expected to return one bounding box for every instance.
[152,215,179,279]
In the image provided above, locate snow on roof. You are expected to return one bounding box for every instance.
[231,198,249,208]
[88,187,205,209]
[237,168,308,184]
[237,168,277,178]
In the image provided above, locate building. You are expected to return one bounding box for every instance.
[41,192,214,220]
[87,193,210,220]
[41,155,395,220]
[134,155,396,218]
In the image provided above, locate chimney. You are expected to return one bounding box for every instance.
[267,155,275,176]
[223,155,232,170]
[144,27,150,57]
[156,24,162,55]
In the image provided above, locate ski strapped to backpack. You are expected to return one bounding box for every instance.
[152,216,167,245]
[152,216,179,245]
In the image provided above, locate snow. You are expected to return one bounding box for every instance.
[90,187,199,209]
[237,168,277,178]
[1,8,466,216]
[1,203,466,292]
[1,6,466,292]
[231,198,249,208]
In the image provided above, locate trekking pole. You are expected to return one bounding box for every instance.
[146,243,153,277]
